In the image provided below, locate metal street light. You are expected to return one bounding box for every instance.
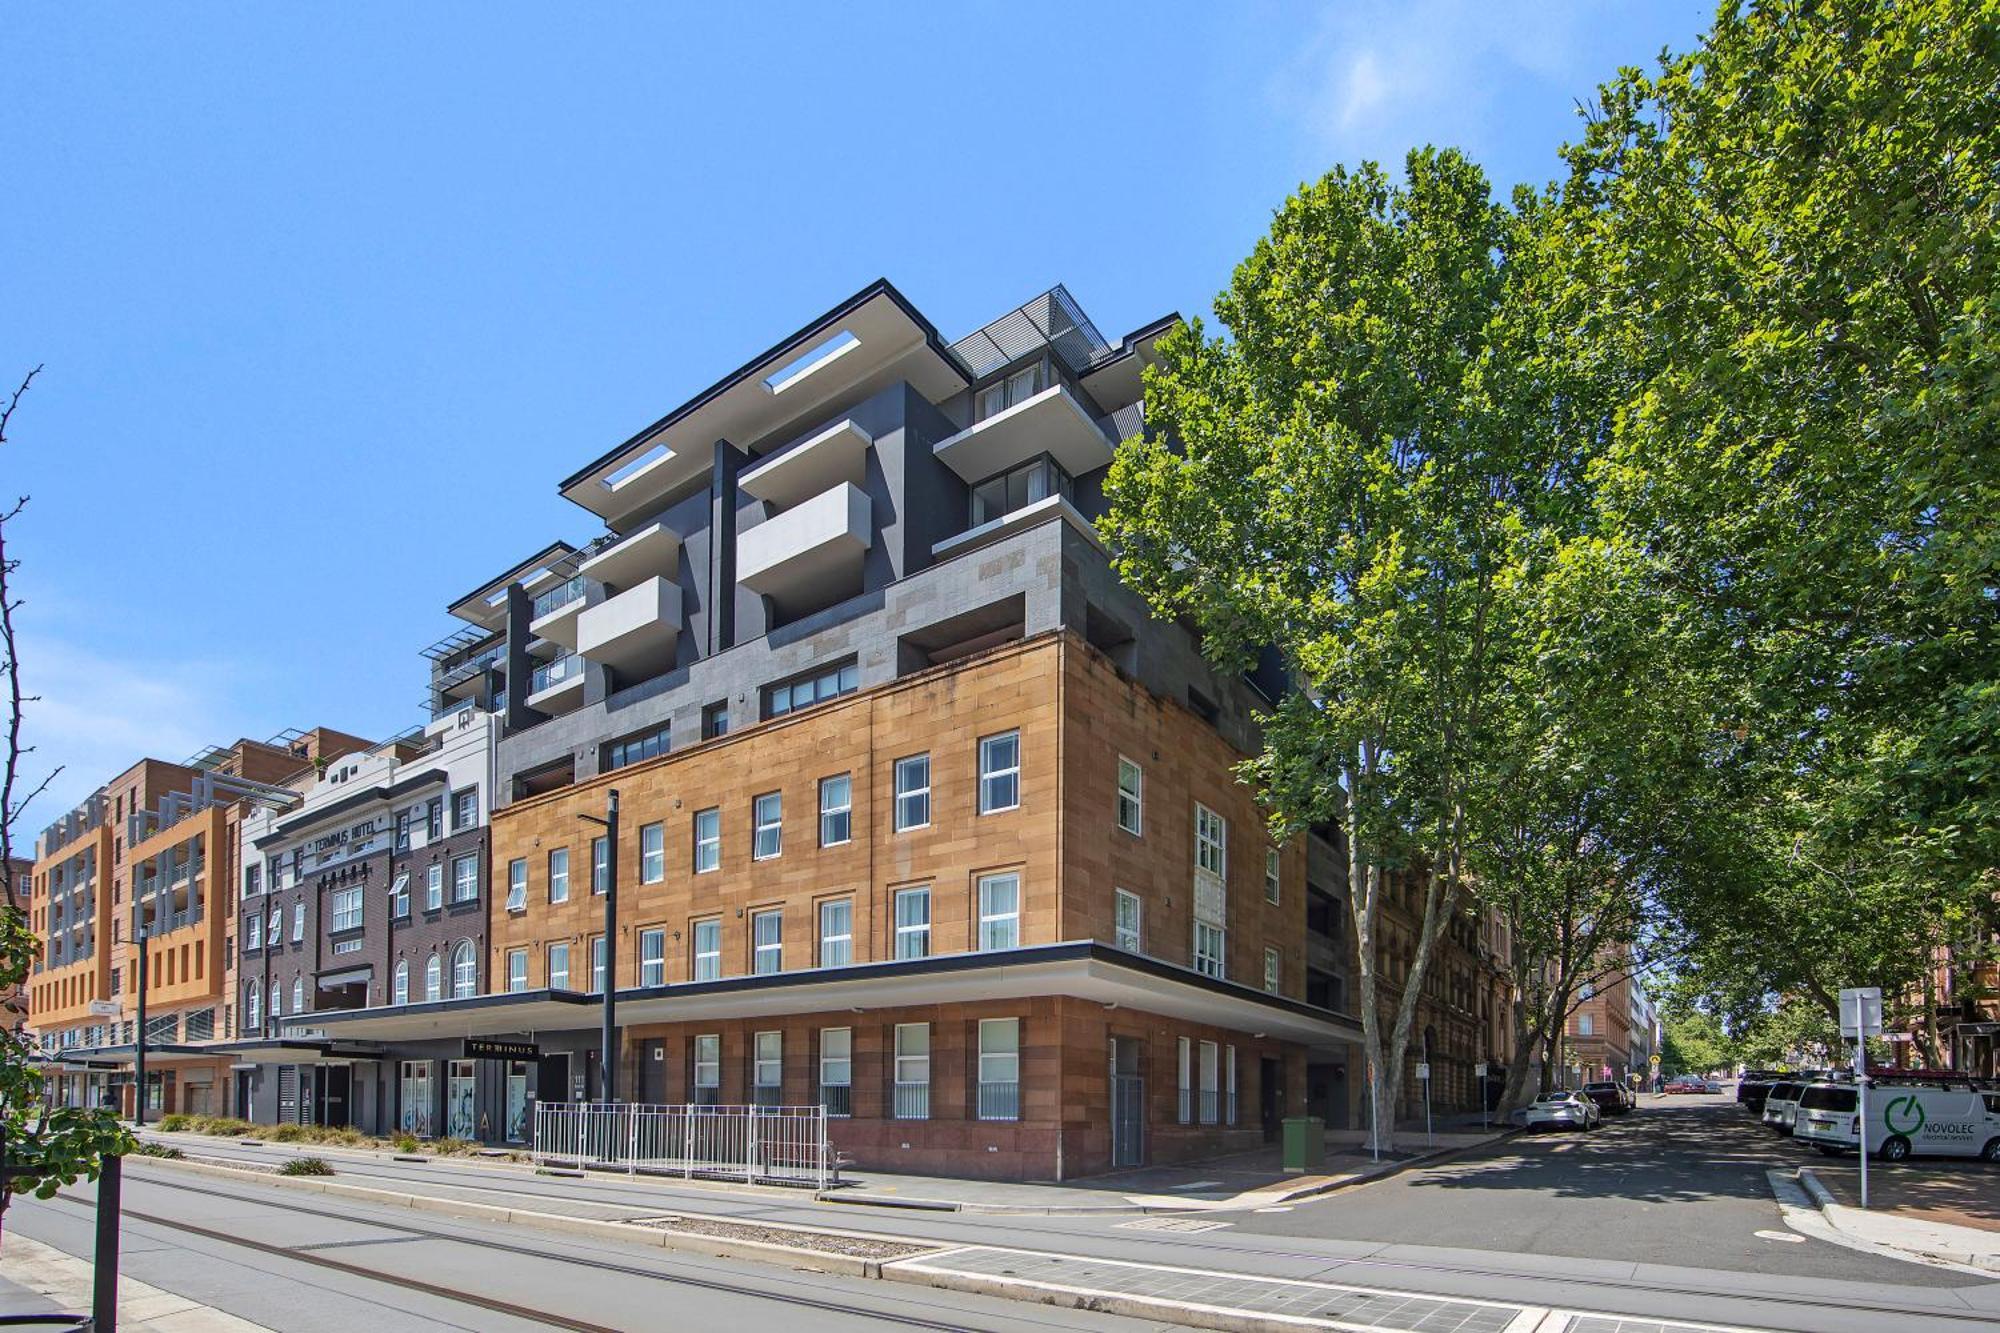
[576,789,619,1104]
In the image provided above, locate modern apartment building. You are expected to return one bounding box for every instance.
[293,280,1368,1178]
[231,711,498,1135]
[27,730,368,1115]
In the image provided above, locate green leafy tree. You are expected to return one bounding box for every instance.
[1659,1002,1736,1076]
[0,369,133,1242]
[1558,0,2000,1037]
[1105,149,1554,1146]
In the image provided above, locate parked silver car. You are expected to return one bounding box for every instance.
[1522,1091,1603,1132]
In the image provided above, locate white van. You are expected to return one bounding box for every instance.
[1760,1081,1805,1133]
[1794,1083,2000,1161]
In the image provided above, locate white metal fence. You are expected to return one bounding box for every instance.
[532,1102,833,1188]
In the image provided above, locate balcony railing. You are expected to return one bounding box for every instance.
[531,575,587,620]
[531,652,584,695]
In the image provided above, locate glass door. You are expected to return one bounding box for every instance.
[446,1060,476,1140]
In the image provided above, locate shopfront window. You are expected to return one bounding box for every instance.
[446,1059,476,1139]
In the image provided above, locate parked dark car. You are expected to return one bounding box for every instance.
[1739,1076,1783,1112]
[1581,1081,1635,1114]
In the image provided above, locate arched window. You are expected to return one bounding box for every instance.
[424,954,442,1002]
[451,940,476,999]
[268,980,280,1020]
[393,959,409,1005]
[292,976,305,1015]
[245,982,261,1030]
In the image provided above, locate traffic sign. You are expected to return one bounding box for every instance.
[1839,986,1883,1039]
[1474,1062,1488,1077]
[1415,1062,1430,1081]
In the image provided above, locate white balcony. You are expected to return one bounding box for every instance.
[575,577,680,675]
[933,385,1118,483]
[528,576,588,650]
[738,419,872,509]
[578,518,681,589]
[737,482,871,611]
[526,652,586,715]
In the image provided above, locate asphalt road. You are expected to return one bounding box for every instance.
[1239,1094,1969,1284]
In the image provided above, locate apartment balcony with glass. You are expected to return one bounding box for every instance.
[526,650,586,715]
[527,575,589,649]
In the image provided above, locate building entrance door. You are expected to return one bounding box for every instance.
[318,1065,352,1128]
[1260,1057,1282,1142]
[638,1039,666,1103]
[1109,1037,1144,1168]
[537,1053,570,1107]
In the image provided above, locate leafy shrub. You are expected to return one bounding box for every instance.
[393,1134,420,1154]
[279,1156,334,1176]
[265,1123,308,1143]
[133,1141,185,1159]
[429,1137,479,1157]
[157,1114,193,1133]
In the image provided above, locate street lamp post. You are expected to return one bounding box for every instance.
[133,923,148,1127]
[578,789,619,1104]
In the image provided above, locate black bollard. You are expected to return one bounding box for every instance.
[92,1154,120,1333]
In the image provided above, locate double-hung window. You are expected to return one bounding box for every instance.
[425,863,443,911]
[331,887,361,933]
[640,822,665,882]
[291,901,306,941]
[818,1027,852,1117]
[692,918,721,981]
[1199,1041,1220,1124]
[752,1030,782,1108]
[692,1035,721,1105]
[692,809,719,873]
[978,731,1020,814]
[452,941,477,998]
[1194,921,1226,979]
[506,948,527,993]
[752,794,782,860]
[893,755,930,831]
[818,899,852,967]
[292,976,305,1015]
[1116,758,1142,835]
[245,913,262,951]
[245,982,261,1030]
[1263,946,1282,994]
[1114,889,1142,952]
[893,887,931,959]
[394,811,411,852]
[424,955,442,1002]
[977,873,1020,951]
[548,848,569,903]
[976,1018,1020,1121]
[639,928,665,987]
[818,775,851,846]
[391,872,409,919]
[452,788,478,832]
[1265,847,1282,905]
[506,858,528,911]
[1195,804,1227,878]
[589,934,606,994]
[591,836,609,894]
[752,909,782,974]
[451,854,479,903]
[893,1023,930,1119]
[392,960,409,1005]
[426,797,444,842]
[267,907,281,947]
[547,942,571,991]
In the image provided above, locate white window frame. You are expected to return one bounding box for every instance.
[894,886,931,959]
[390,872,409,918]
[592,836,609,894]
[692,809,719,873]
[751,909,783,975]
[978,731,1020,814]
[245,982,261,1030]
[424,954,442,1002]
[392,959,409,1005]
[818,1027,852,1117]
[893,754,930,831]
[332,886,362,933]
[267,907,281,945]
[1195,803,1227,878]
[1199,1040,1220,1125]
[589,934,607,994]
[245,914,262,951]
[1265,846,1281,905]
[818,898,853,967]
[291,975,304,1015]
[1115,888,1142,952]
[752,1030,782,1107]
[692,918,721,981]
[548,847,569,904]
[547,942,570,991]
[641,821,666,882]
[639,927,666,987]
[893,1022,930,1119]
[507,858,528,911]
[977,872,1020,951]
[451,854,478,903]
[752,793,783,861]
[1194,920,1226,980]
[1263,946,1281,994]
[425,863,443,911]
[506,948,527,993]
[451,940,476,998]
[1177,1036,1192,1123]
[693,1034,720,1104]
[1116,757,1143,835]
[976,1017,1020,1122]
[818,774,852,847]
[291,901,306,941]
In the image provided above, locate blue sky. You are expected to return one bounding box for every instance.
[4,2,1710,823]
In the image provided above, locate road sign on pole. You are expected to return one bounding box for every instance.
[1840,986,1882,1210]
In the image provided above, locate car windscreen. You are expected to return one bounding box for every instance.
[1583,1083,1616,1092]
[1768,1083,1800,1100]
[1797,1086,1856,1112]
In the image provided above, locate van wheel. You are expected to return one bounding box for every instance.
[1816,1145,1843,1157]
[1981,1138,2000,1163]
[1880,1135,1912,1162]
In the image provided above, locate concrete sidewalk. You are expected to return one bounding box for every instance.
[1798,1166,2000,1275]
[0,1232,270,1331]
[138,1123,1515,1215]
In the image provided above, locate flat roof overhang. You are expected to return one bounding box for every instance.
[213,1037,387,1066]
[49,1043,232,1069]
[302,944,1365,1057]
[446,541,580,629]
[559,281,968,530]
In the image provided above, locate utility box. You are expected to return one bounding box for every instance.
[1282,1116,1325,1173]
